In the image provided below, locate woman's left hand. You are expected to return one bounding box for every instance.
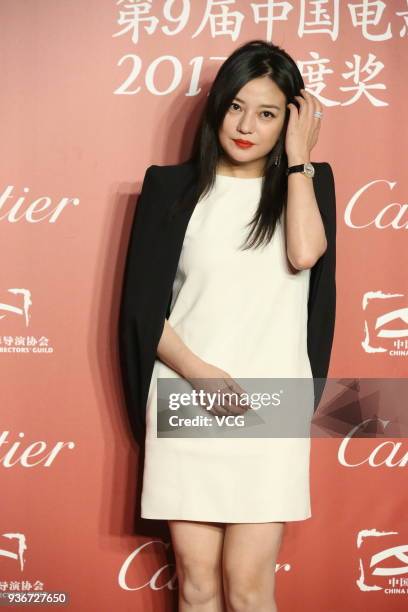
[285,88,323,161]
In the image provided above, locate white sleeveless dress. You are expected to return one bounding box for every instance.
[141,173,314,523]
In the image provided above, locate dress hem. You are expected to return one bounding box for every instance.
[141,512,312,523]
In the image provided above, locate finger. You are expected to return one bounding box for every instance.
[223,394,248,415]
[294,97,310,121]
[301,89,318,110]
[297,92,313,117]
[286,102,298,115]
[216,383,249,416]
[302,88,322,111]
[211,405,230,416]
[301,89,323,118]
[300,88,314,102]
[294,95,306,110]
[219,386,240,411]
[225,379,252,412]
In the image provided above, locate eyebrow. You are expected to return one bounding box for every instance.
[234,96,281,111]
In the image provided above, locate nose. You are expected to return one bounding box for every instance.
[237,111,255,134]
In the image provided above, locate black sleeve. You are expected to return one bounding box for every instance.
[307,162,337,411]
[118,165,161,444]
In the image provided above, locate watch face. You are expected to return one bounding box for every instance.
[304,162,315,178]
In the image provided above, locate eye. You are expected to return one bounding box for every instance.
[261,111,276,119]
[230,102,241,111]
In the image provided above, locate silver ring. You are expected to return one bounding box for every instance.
[313,111,323,119]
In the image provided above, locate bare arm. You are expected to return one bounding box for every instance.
[285,155,327,271]
[156,319,249,415]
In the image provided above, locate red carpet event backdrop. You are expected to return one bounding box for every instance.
[1,1,407,610]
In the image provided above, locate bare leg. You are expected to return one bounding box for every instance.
[168,520,226,611]
[222,522,285,612]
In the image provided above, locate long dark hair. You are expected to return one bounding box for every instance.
[171,39,305,250]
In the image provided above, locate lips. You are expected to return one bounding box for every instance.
[233,139,254,149]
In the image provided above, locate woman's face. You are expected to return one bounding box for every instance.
[218,76,287,172]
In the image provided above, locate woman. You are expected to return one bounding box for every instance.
[119,39,336,612]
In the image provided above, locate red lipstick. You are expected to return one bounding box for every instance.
[233,139,254,149]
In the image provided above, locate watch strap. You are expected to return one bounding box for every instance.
[286,164,306,176]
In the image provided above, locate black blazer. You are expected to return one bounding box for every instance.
[118,160,336,443]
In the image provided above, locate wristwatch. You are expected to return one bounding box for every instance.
[286,162,315,178]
